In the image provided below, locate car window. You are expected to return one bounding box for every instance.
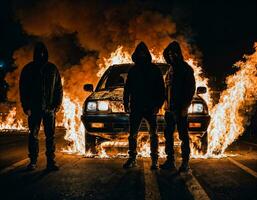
[99,72,128,90]
[96,64,169,91]
[97,65,131,91]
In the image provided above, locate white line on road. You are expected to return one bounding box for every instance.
[0,158,29,175]
[180,171,210,200]
[143,159,161,200]
[228,157,257,178]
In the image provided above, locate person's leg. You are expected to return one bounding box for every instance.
[43,111,58,170]
[144,112,158,169]
[160,111,176,170]
[128,111,142,159]
[164,112,176,161]
[177,114,190,172]
[123,110,142,168]
[27,112,42,169]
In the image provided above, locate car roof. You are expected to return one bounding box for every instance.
[111,63,169,68]
[109,63,169,74]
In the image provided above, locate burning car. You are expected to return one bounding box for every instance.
[81,63,210,154]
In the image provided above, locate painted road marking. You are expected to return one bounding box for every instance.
[180,171,210,200]
[242,141,257,148]
[143,159,161,200]
[0,158,29,175]
[228,157,257,178]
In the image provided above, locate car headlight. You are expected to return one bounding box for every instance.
[87,101,97,111]
[188,103,204,113]
[97,101,109,111]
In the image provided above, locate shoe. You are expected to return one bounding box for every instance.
[27,162,37,171]
[46,163,60,171]
[150,159,159,170]
[123,158,137,169]
[178,161,190,173]
[160,160,176,171]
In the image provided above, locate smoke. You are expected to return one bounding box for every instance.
[7,0,201,104]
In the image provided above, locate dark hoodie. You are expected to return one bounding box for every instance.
[123,42,165,112]
[19,42,63,113]
[163,41,196,112]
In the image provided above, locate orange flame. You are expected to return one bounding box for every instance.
[0,107,26,131]
[207,43,257,156]
[61,94,85,154]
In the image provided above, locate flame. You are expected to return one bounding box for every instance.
[90,44,256,159]
[186,59,213,109]
[0,107,26,131]
[1,44,256,160]
[61,94,85,154]
[94,45,214,158]
[207,43,257,156]
[97,46,132,77]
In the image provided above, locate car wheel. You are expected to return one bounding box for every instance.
[200,132,208,154]
[85,132,97,154]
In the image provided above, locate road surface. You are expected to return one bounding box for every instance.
[0,131,256,200]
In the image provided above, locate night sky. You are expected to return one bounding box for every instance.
[0,0,256,83]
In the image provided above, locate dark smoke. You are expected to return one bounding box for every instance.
[7,0,199,108]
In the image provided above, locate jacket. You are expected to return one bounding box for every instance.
[19,42,63,113]
[123,42,165,112]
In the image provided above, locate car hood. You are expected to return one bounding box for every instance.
[87,89,205,103]
[88,88,124,101]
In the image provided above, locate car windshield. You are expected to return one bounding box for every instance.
[96,64,169,91]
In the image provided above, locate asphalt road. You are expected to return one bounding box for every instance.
[0,131,256,200]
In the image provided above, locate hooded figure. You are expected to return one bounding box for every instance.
[163,41,195,111]
[123,42,165,169]
[19,42,63,171]
[160,41,196,172]
[124,42,165,112]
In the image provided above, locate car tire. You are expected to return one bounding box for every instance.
[85,132,97,154]
[200,131,208,154]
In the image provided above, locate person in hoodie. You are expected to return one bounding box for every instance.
[123,42,165,169]
[160,41,196,172]
[19,42,63,171]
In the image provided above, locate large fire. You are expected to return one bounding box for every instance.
[0,43,256,159]
[207,44,257,155]
[60,43,256,158]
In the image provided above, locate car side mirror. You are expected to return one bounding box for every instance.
[84,84,94,92]
[197,86,207,94]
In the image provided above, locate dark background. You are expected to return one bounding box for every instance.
[0,0,256,82]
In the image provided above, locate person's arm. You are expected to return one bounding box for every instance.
[156,68,166,109]
[19,67,30,114]
[185,67,196,107]
[189,68,196,100]
[123,71,131,112]
[53,68,63,112]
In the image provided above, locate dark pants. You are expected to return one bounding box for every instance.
[128,109,158,160]
[164,111,190,162]
[28,111,56,163]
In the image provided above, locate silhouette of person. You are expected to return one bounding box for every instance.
[19,42,63,171]
[123,42,165,169]
[160,41,196,172]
